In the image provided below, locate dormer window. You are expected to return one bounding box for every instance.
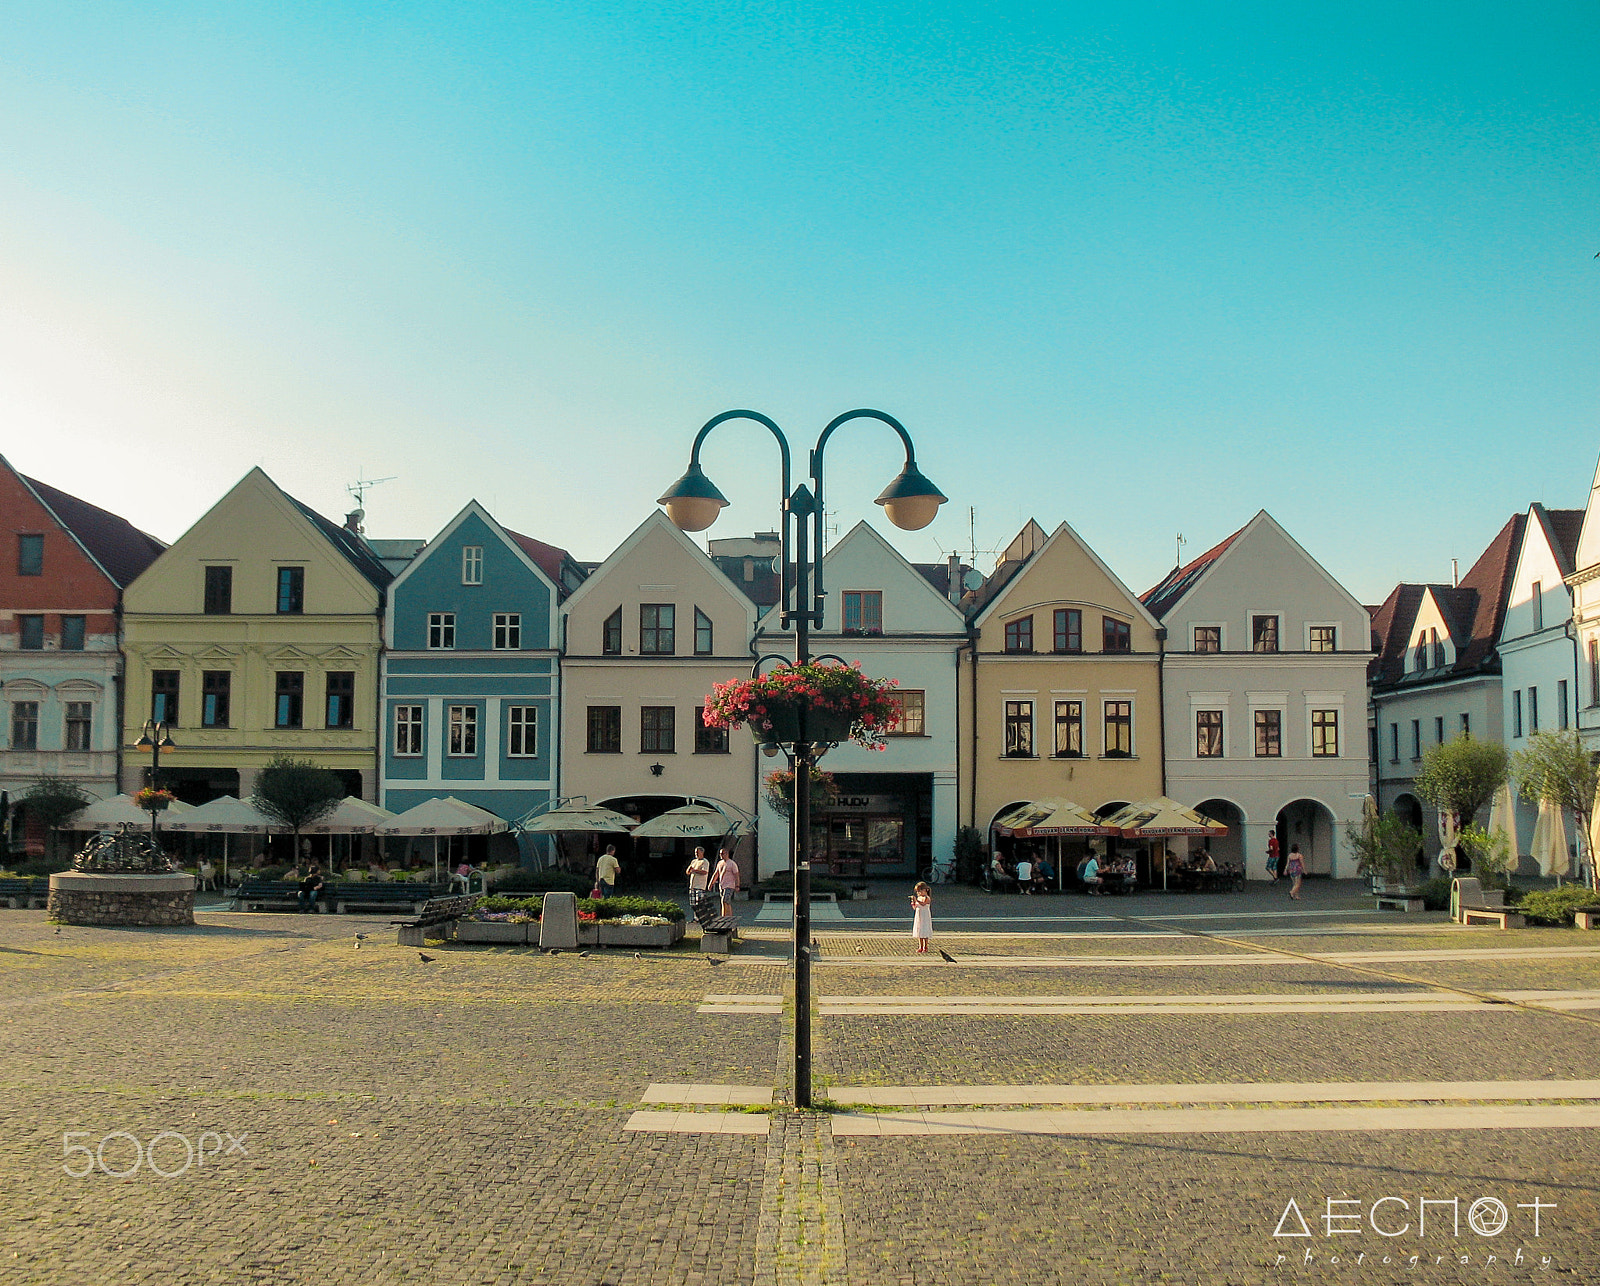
[1413,637,1428,671]
[843,591,883,635]
[1430,628,1444,669]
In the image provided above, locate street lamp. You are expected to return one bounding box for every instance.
[135,718,176,839]
[659,408,946,1108]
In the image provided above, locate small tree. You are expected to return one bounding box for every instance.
[1457,822,1513,891]
[20,777,92,865]
[251,756,342,864]
[1511,730,1598,890]
[1344,810,1423,888]
[1414,735,1508,830]
[951,826,988,885]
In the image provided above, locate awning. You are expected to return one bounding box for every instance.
[992,798,1116,837]
[1102,797,1228,838]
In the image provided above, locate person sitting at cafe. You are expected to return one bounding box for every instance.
[1033,855,1055,892]
[990,852,1017,891]
[1196,849,1217,872]
[1014,854,1034,893]
[1081,853,1102,893]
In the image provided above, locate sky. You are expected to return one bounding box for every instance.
[2,0,1597,603]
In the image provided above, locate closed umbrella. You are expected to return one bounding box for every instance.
[1436,808,1461,872]
[1487,783,1518,874]
[161,795,278,887]
[1531,797,1570,881]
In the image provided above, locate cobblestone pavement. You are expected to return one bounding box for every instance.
[2,902,1598,1285]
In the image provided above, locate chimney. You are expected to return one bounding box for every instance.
[345,508,365,535]
[947,553,961,604]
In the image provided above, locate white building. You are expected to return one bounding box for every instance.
[1565,455,1600,758]
[1142,511,1372,879]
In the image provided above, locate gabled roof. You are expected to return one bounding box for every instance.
[18,472,165,588]
[504,528,586,597]
[1141,527,1243,619]
[284,494,392,589]
[1533,504,1584,579]
[1369,512,1525,689]
[969,519,1163,634]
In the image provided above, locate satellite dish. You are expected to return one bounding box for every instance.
[769,556,782,575]
[961,569,985,592]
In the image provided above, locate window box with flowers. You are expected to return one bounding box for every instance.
[701,662,904,751]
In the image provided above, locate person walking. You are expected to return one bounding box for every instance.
[909,881,933,953]
[1285,843,1305,900]
[1266,833,1281,881]
[712,848,741,917]
[595,844,621,900]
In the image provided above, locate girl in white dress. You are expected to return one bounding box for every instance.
[910,881,933,954]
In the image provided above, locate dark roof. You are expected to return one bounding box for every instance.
[1369,512,1525,690]
[285,495,393,589]
[1536,505,1585,577]
[911,561,973,603]
[21,473,166,588]
[708,555,782,609]
[504,528,587,598]
[1141,526,1244,619]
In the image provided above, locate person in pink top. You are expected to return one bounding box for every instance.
[712,848,740,917]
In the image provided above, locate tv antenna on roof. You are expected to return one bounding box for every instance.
[347,474,396,507]
[1176,532,1187,567]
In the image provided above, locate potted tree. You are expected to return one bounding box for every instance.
[1345,810,1424,894]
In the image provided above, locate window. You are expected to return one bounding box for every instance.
[1196,710,1223,758]
[393,705,423,757]
[694,707,728,754]
[1592,639,1600,707]
[694,608,713,655]
[602,608,623,655]
[1054,700,1084,757]
[1104,700,1132,756]
[1410,719,1422,760]
[1528,686,1539,733]
[204,566,233,614]
[11,701,38,749]
[1389,723,1399,762]
[276,566,304,614]
[1532,582,1543,631]
[1054,609,1083,653]
[201,671,231,728]
[493,613,521,650]
[448,705,478,756]
[1004,701,1034,756]
[507,706,538,757]
[1413,638,1428,671]
[1003,616,1033,653]
[17,533,43,576]
[1102,618,1131,652]
[1193,625,1221,653]
[18,615,43,650]
[843,591,883,634]
[326,672,355,729]
[428,613,456,649]
[1559,680,1570,731]
[587,705,621,753]
[1369,727,1379,764]
[60,616,86,650]
[1308,626,1336,653]
[1312,710,1339,758]
[274,672,304,728]
[640,604,675,655]
[1252,615,1279,653]
[1254,710,1282,758]
[151,671,179,725]
[1513,690,1523,737]
[1430,628,1444,670]
[890,690,926,737]
[641,705,675,753]
[462,546,483,585]
[65,701,92,751]
[1434,715,1444,744]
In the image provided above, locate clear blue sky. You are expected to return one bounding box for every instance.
[2,1,1596,601]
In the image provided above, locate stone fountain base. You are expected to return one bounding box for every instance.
[48,872,195,926]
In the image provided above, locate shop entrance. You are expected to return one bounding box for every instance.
[807,773,928,878]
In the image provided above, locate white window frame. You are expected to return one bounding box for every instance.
[493,613,521,650]
[447,704,479,757]
[64,700,94,751]
[1248,610,1283,654]
[462,546,483,585]
[506,705,538,757]
[393,705,424,757]
[1002,695,1035,758]
[428,613,456,649]
[1101,694,1135,758]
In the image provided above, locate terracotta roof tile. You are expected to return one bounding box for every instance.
[1141,527,1242,619]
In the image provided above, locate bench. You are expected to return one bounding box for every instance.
[334,882,436,916]
[692,894,739,953]
[0,876,47,909]
[1374,893,1425,913]
[1452,877,1521,929]
[1460,906,1525,928]
[236,880,327,913]
[395,894,481,947]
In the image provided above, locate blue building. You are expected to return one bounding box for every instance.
[380,502,583,860]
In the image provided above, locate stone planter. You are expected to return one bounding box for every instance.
[454,921,531,944]
[48,871,195,927]
[596,921,684,948]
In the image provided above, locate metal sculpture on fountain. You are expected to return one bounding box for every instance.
[70,821,178,874]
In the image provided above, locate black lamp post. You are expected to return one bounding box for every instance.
[659,408,946,1108]
[135,718,176,840]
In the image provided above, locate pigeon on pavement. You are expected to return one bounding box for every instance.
[418,953,436,963]
[578,950,591,958]
[706,956,725,966]
[939,949,957,963]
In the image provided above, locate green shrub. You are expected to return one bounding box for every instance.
[10,856,72,877]
[755,871,850,897]
[493,869,592,896]
[1514,886,1600,926]
[479,893,685,922]
[1416,877,1453,911]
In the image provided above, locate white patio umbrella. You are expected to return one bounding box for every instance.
[630,804,748,840]
[1487,783,1519,873]
[375,796,510,881]
[517,805,639,833]
[297,797,396,834]
[160,795,277,887]
[1587,779,1600,885]
[1436,808,1461,872]
[62,793,194,832]
[1531,797,1570,881]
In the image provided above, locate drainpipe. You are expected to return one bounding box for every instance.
[1566,617,1586,737]
[1154,625,1168,798]
[966,625,979,829]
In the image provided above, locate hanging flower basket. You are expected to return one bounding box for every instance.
[702,662,904,751]
[133,788,175,812]
[763,767,840,820]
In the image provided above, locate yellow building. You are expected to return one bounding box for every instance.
[965,520,1165,835]
[120,468,391,803]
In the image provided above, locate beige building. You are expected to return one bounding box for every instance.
[559,512,759,882]
[964,520,1165,843]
